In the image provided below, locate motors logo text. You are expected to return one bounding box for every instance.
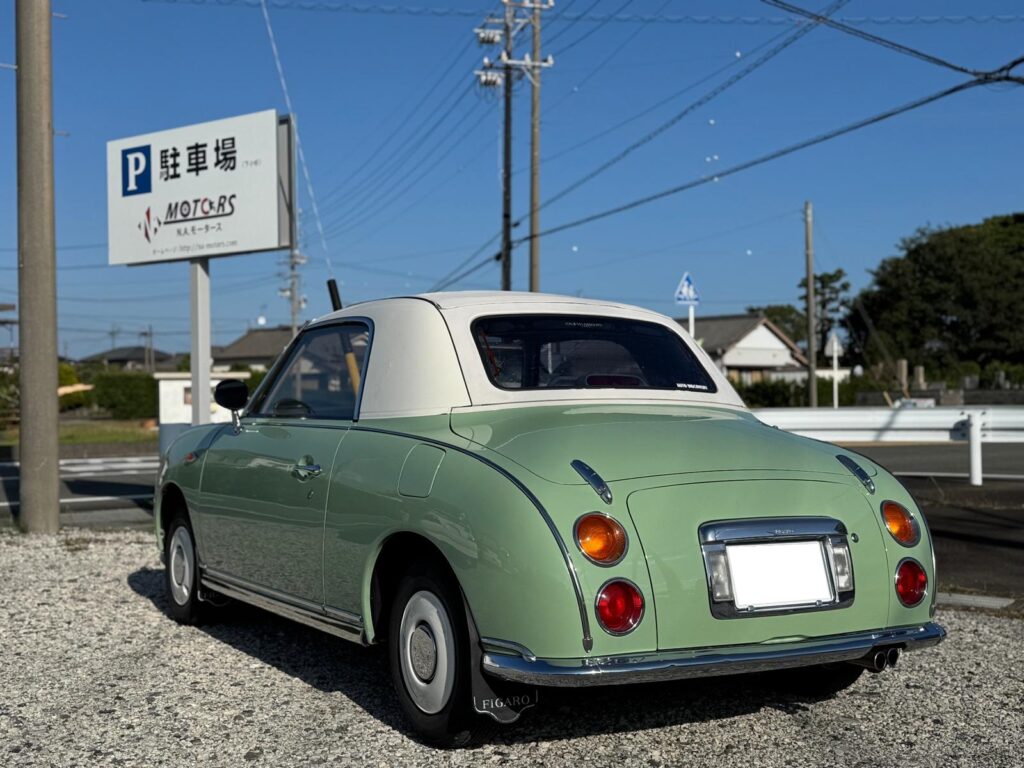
[164,194,237,224]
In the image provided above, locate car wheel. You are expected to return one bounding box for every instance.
[388,561,474,748]
[164,514,204,624]
[774,662,865,698]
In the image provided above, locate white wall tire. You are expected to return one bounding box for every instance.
[164,515,204,624]
[388,562,474,747]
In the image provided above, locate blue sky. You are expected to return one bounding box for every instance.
[1,0,1022,358]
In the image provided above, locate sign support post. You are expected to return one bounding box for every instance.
[825,330,843,410]
[190,258,211,425]
[674,272,700,338]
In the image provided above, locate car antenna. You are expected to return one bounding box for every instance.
[327,278,343,311]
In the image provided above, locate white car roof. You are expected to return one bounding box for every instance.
[309,292,745,419]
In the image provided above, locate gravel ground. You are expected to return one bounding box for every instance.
[1,529,1022,767]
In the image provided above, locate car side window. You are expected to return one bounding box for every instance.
[255,323,369,420]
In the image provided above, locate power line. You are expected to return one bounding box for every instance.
[518,74,1022,246]
[259,0,332,275]
[324,103,492,239]
[314,35,479,208]
[538,0,849,214]
[545,209,801,276]
[320,83,477,225]
[139,2,1024,26]
[551,0,634,57]
[762,0,975,76]
[435,7,832,291]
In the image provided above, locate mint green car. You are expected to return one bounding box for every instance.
[155,292,944,746]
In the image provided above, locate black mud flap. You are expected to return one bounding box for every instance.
[463,596,538,724]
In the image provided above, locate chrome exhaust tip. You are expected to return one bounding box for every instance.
[886,647,901,668]
[851,650,888,672]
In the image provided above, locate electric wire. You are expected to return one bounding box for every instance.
[538,0,850,214]
[435,2,845,289]
[314,35,479,207]
[139,2,1024,27]
[551,0,635,58]
[762,0,978,76]
[518,75,1021,245]
[322,93,487,235]
[259,0,333,272]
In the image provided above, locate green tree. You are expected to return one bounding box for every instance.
[799,268,850,362]
[746,304,806,346]
[844,213,1024,370]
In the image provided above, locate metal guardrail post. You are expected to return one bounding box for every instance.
[967,411,983,486]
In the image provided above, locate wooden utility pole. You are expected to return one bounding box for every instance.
[528,2,542,292]
[804,200,818,408]
[500,4,513,291]
[16,0,60,533]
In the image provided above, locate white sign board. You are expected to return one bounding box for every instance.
[107,110,285,266]
[675,272,700,306]
[825,331,844,358]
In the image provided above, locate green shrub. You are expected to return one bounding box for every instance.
[58,362,92,411]
[0,368,18,429]
[246,368,268,393]
[92,372,157,419]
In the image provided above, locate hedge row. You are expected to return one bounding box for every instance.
[92,372,158,419]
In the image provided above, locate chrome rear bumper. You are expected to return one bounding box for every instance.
[482,622,945,687]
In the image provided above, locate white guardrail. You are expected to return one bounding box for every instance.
[750,406,1024,486]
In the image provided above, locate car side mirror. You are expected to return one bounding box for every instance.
[214,379,249,431]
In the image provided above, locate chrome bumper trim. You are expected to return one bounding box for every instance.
[482,622,945,687]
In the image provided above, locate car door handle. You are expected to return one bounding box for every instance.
[292,463,322,480]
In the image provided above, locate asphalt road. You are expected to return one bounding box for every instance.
[845,442,1024,479]
[0,456,156,525]
[1,530,1021,766]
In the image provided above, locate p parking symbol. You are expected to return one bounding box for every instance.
[121,145,151,196]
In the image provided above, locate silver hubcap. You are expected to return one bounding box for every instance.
[168,526,195,606]
[399,590,455,714]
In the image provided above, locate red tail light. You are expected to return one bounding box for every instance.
[895,559,927,607]
[596,579,644,635]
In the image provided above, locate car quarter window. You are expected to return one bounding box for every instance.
[255,323,369,420]
[472,314,717,393]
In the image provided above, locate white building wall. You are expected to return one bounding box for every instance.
[720,324,800,369]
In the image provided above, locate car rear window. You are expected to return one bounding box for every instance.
[471,314,717,393]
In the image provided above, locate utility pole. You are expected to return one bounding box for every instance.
[475,2,552,292]
[15,0,60,534]
[804,200,818,408]
[499,4,513,291]
[139,325,154,372]
[528,2,552,292]
[108,324,120,352]
[280,115,305,338]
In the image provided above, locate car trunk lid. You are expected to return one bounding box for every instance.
[626,477,890,650]
[449,404,870,485]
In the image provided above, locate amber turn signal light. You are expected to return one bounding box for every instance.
[881,501,920,547]
[575,513,627,565]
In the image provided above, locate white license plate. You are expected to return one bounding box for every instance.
[726,540,834,610]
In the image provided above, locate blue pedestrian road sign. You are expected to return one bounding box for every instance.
[674,272,700,306]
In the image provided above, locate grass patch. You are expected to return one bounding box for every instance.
[0,419,158,447]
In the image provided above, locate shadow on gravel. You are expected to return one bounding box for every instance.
[127,566,844,745]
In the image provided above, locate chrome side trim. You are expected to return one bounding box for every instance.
[571,459,613,504]
[353,425,595,653]
[201,569,364,644]
[480,637,538,662]
[836,454,876,494]
[482,622,946,687]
